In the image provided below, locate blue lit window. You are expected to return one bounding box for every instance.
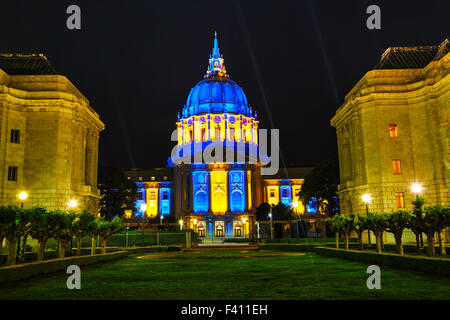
[229,170,245,212]
[280,186,291,206]
[193,171,209,213]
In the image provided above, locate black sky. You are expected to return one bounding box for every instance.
[1,0,448,169]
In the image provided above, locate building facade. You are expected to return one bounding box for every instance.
[0,53,104,212]
[125,34,322,239]
[331,38,449,216]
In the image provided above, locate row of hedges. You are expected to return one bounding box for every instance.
[0,251,128,284]
[258,243,317,252]
[261,238,357,244]
[223,238,251,243]
[122,245,182,255]
[314,247,450,276]
[324,242,449,255]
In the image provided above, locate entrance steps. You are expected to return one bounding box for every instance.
[186,243,259,252]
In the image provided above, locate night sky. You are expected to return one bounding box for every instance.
[1,1,448,169]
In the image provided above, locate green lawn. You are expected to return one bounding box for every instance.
[1,251,450,300]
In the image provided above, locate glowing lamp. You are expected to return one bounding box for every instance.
[362,194,371,203]
[18,191,28,201]
[68,199,78,209]
[268,213,272,218]
[411,183,423,194]
[292,200,299,208]
[241,217,247,224]
[179,219,183,225]
[140,203,147,212]
[193,219,198,225]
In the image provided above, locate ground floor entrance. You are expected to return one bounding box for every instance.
[187,214,252,239]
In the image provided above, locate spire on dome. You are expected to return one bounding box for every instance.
[205,32,228,79]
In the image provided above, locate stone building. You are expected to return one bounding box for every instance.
[124,34,324,240]
[331,38,449,218]
[0,53,104,212]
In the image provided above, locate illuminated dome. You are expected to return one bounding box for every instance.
[181,32,253,118]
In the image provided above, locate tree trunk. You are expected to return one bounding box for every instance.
[335,232,339,249]
[101,238,106,254]
[357,232,363,251]
[57,240,68,258]
[344,234,349,250]
[426,232,435,257]
[19,234,28,263]
[438,231,446,256]
[380,231,384,250]
[415,233,421,252]
[0,236,4,264]
[37,239,47,261]
[376,231,382,253]
[91,237,96,255]
[77,238,82,256]
[6,237,18,265]
[394,233,403,256]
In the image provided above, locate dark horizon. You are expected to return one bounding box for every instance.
[1,0,448,169]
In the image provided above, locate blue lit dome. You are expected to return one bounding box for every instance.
[182,78,252,118]
[181,32,253,119]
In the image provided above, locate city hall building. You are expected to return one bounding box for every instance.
[331,38,449,217]
[0,53,104,212]
[125,34,322,239]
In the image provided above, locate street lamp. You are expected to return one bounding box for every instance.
[268,207,273,240]
[18,191,28,208]
[411,183,424,247]
[179,219,183,231]
[362,193,371,245]
[68,199,78,209]
[140,203,147,246]
[292,201,300,241]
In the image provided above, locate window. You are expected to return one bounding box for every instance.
[151,176,155,181]
[392,160,402,175]
[395,192,405,208]
[10,130,20,143]
[137,191,144,200]
[389,124,398,137]
[7,166,18,181]
[270,190,275,198]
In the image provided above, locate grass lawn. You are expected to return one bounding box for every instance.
[1,251,450,300]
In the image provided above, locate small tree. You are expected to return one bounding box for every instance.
[0,205,18,264]
[350,213,368,251]
[29,207,59,261]
[330,215,345,249]
[1,205,30,265]
[87,219,100,255]
[53,211,76,258]
[385,211,410,256]
[97,217,124,254]
[71,210,96,256]
[423,206,448,257]
[367,213,387,253]
[409,197,425,252]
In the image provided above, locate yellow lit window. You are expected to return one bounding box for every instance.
[389,124,398,137]
[392,160,402,175]
[395,192,405,208]
[210,171,227,213]
[267,186,279,206]
[147,188,158,216]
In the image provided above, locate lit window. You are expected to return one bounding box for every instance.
[8,166,18,181]
[392,160,402,175]
[138,176,143,181]
[270,190,275,198]
[395,192,405,208]
[389,124,398,137]
[10,130,20,143]
[151,176,155,181]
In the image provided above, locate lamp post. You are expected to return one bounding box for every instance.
[292,201,299,240]
[411,183,424,247]
[268,207,273,240]
[179,219,183,231]
[18,191,28,208]
[362,194,372,245]
[67,199,78,255]
[140,203,147,247]
[241,217,247,238]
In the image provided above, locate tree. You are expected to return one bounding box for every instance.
[0,205,30,265]
[71,210,96,256]
[98,166,138,221]
[87,219,100,255]
[350,213,368,251]
[385,211,410,256]
[330,214,352,249]
[367,213,387,253]
[299,155,340,217]
[53,211,76,258]
[423,206,448,257]
[255,203,271,221]
[28,207,59,261]
[0,205,18,264]
[97,217,124,254]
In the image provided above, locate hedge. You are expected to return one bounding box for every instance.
[258,243,317,252]
[122,245,182,255]
[0,251,128,284]
[324,243,449,255]
[314,247,450,277]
